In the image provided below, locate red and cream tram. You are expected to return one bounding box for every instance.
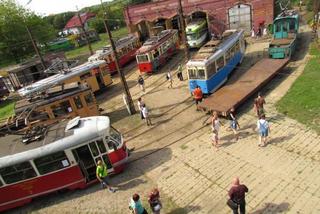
[88,34,141,74]
[136,29,179,74]
[0,116,128,212]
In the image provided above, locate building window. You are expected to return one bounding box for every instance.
[34,151,70,175]
[73,96,83,109]
[0,162,37,184]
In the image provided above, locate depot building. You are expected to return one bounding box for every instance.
[124,0,274,40]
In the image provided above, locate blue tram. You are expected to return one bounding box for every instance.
[187,30,245,94]
[269,10,299,59]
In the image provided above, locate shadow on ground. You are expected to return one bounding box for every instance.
[250,202,290,214]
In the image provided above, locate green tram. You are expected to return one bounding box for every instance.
[269,10,299,59]
[186,19,208,49]
[47,38,74,52]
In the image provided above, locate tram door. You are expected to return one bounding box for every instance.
[72,145,97,182]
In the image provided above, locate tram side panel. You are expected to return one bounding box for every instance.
[0,166,86,212]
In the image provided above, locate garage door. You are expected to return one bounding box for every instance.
[228,4,251,31]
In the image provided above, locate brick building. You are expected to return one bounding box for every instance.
[124,0,274,39]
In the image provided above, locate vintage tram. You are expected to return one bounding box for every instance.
[187,30,245,94]
[136,29,179,74]
[0,116,129,212]
[88,35,141,74]
[18,60,112,97]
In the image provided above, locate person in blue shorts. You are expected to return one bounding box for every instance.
[256,114,270,147]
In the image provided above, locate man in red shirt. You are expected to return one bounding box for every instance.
[254,92,266,117]
[193,86,203,111]
[228,177,249,214]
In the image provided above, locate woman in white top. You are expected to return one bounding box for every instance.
[167,71,173,89]
[211,111,222,150]
[137,97,145,120]
[142,104,152,126]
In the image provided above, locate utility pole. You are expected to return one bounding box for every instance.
[25,25,46,70]
[100,0,136,114]
[178,0,189,62]
[76,9,94,55]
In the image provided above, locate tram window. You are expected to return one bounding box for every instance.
[275,22,281,32]
[235,42,240,52]
[34,151,69,175]
[282,22,288,32]
[97,139,107,153]
[289,19,295,31]
[52,100,72,117]
[153,50,160,58]
[0,179,2,186]
[225,49,232,61]
[30,110,49,121]
[84,93,94,105]
[206,62,216,78]
[110,127,121,143]
[188,68,197,79]
[89,142,99,156]
[137,54,149,63]
[0,162,37,184]
[106,137,119,151]
[198,69,206,79]
[216,56,225,71]
[73,96,83,109]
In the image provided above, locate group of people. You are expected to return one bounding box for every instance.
[96,160,162,214]
[96,159,249,214]
[129,189,162,214]
[197,90,270,150]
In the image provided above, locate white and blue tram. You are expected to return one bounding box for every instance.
[187,29,245,94]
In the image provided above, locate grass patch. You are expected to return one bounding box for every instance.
[276,42,320,134]
[65,27,129,59]
[180,144,188,150]
[0,99,15,120]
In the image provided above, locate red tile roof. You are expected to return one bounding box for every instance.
[64,12,96,29]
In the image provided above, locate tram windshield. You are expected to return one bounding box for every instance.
[188,67,206,79]
[110,126,121,143]
[187,32,197,41]
[136,54,149,63]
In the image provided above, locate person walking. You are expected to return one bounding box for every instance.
[227,177,249,214]
[192,86,203,111]
[142,104,152,126]
[138,75,145,93]
[148,188,162,214]
[256,114,270,147]
[253,92,266,117]
[176,64,183,81]
[228,108,240,141]
[129,193,148,214]
[166,71,173,88]
[211,111,222,150]
[137,97,145,120]
[96,159,115,192]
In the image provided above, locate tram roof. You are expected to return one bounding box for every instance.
[186,19,206,32]
[18,60,106,97]
[187,29,244,65]
[136,29,178,55]
[0,116,110,168]
[88,34,138,61]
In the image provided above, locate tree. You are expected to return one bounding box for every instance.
[0,0,55,64]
